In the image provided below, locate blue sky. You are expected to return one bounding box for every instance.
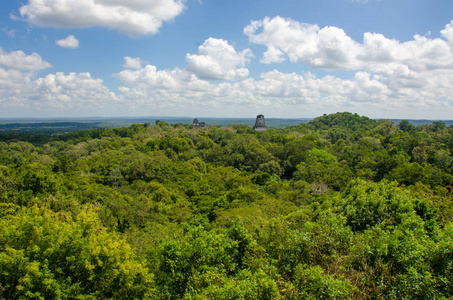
[1,0,453,119]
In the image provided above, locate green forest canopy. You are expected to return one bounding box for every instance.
[1,112,453,299]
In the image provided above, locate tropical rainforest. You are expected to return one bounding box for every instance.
[1,112,453,299]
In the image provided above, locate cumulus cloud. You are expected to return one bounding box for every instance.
[116,65,211,93]
[244,16,453,73]
[18,0,186,37]
[30,72,116,107]
[0,49,116,114]
[186,37,252,81]
[244,17,361,69]
[0,68,34,97]
[240,16,453,116]
[3,19,453,118]
[123,56,142,69]
[0,69,118,114]
[113,66,401,111]
[441,21,453,43]
[114,27,453,118]
[2,59,453,118]
[56,35,79,48]
[0,48,52,70]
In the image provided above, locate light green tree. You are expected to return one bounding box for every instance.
[0,204,154,300]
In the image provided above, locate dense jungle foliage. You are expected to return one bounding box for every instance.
[1,112,453,299]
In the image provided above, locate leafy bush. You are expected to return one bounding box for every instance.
[0,205,154,299]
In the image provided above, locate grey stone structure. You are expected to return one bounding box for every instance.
[253,114,267,132]
[193,118,205,128]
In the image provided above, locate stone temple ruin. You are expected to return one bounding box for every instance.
[193,118,206,128]
[192,115,266,131]
[253,114,267,132]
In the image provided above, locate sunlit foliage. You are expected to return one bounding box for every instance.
[1,112,453,298]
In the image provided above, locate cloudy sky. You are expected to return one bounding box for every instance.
[1,0,453,119]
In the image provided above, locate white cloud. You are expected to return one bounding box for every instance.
[186,37,252,80]
[441,21,453,43]
[244,17,322,64]
[246,17,364,69]
[0,48,52,70]
[245,16,453,73]
[56,35,79,48]
[116,65,210,92]
[240,17,453,116]
[0,68,34,99]
[18,0,186,37]
[113,52,453,118]
[123,56,142,69]
[261,46,285,64]
[3,18,453,119]
[2,60,453,118]
[0,69,118,114]
[31,72,116,107]
[244,17,362,69]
